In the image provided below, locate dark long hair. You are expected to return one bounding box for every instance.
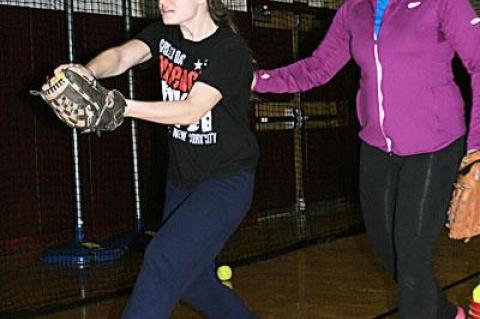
[207,0,238,33]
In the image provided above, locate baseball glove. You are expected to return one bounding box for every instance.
[447,151,480,242]
[31,66,126,135]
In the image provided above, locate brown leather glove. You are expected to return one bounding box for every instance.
[447,151,480,242]
[31,66,126,136]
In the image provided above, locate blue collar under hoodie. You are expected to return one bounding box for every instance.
[374,0,390,36]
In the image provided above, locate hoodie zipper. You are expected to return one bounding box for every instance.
[373,33,392,153]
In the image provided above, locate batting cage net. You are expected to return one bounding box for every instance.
[1,0,477,317]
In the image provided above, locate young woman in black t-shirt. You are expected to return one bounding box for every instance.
[54,0,259,317]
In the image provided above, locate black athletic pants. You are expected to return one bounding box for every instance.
[359,138,464,319]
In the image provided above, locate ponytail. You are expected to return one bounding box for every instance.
[207,0,238,34]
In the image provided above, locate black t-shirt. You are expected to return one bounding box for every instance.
[135,21,259,188]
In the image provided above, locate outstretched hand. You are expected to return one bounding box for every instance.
[54,63,94,78]
[32,66,126,135]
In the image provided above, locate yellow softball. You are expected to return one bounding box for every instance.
[217,265,233,281]
[473,284,480,303]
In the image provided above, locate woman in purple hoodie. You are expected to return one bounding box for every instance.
[253,0,480,318]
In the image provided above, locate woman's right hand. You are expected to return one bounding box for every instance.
[54,63,94,78]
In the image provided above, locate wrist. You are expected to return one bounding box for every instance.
[84,64,96,78]
[124,99,133,117]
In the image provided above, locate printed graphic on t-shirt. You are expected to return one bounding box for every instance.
[159,39,217,146]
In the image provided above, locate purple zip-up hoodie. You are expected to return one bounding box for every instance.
[254,0,480,155]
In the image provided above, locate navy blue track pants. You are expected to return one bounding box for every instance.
[122,171,258,319]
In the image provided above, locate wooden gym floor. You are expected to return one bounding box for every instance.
[30,231,479,319]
